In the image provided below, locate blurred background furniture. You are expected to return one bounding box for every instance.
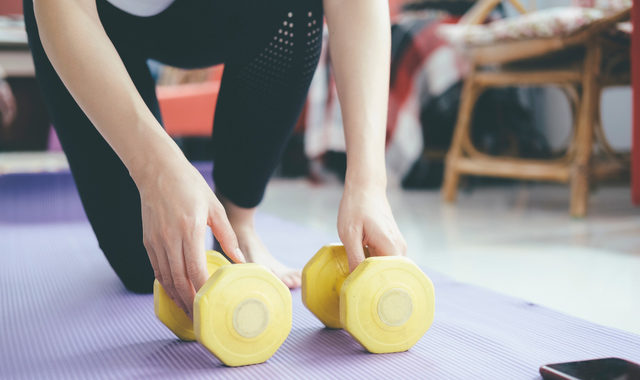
[2,0,635,200]
[0,7,51,154]
[440,0,631,216]
[156,65,223,138]
[0,37,33,77]
[306,2,474,185]
[0,0,66,174]
[155,64,308,169]
[305,0,547,187]
[632,1,640,205]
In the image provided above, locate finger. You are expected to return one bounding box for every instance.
[398,235,408,257]
[363,245,372,259]
[368,233,400,258]
[4,90,16,126]
[209,204,245,264]
[281,276,294,289]
[366,244,379,258]
[166,239,197,317]
[143,235,161,281]
[154,241,191,317]
[286,272,302,289]
[342,228,366,272]
[183,224,209,292]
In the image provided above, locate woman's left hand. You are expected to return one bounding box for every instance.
[337,184,407,272]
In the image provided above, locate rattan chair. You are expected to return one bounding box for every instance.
[441,0,630,216]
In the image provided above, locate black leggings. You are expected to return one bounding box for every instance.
[24,0,323,293]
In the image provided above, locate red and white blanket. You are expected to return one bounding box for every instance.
[304,15,466,181]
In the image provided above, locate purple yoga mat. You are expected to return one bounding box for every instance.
[1,169,639,379]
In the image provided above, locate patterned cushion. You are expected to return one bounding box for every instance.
[571,0,632,15]
[574,0,632,36]
[439,7,604,46]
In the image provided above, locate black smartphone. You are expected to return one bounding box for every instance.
[540,358,640,380]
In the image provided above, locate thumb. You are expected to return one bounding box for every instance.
[208,204,245,263]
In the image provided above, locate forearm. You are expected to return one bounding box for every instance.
[324,0,390,190]
[34,0,185,183]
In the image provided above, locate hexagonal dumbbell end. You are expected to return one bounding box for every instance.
[301,243,351,329]
[153,250,231,341]
[194,263,292,367]
[340,256,435,354]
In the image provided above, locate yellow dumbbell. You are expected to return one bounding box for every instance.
[154,250,292,366]
[302,244,435,354]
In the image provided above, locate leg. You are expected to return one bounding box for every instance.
[443,71,479,202]
[570,42,601,217]
[24,0,159,293]
[212,0,324,287]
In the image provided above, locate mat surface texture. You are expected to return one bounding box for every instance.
[1,169,639,379]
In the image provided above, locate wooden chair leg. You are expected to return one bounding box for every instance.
[442,73,479,202]
[570,41,601,217]
[442,162,461,202]
[570,167,590,217]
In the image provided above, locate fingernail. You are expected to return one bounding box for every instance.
[235,248,246,263]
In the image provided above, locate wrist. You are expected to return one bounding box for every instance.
[126,127,188,188]
[343,128,387,192]
[344,165,387,194]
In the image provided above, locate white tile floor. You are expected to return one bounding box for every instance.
[260,178,640,335]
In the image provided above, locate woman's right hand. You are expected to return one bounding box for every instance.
[136,159,245,319]
[33,0,242,318]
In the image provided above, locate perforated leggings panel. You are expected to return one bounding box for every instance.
[211,3,324,208]
[23,0,324,293]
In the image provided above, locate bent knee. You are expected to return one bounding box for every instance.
[99,243,155,294]
[121,276,154,294]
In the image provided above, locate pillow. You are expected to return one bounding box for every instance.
[402,0,477,15]
[571,0,632,15]
[438,7,604,46]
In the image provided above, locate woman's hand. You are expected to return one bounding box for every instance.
[338,183,407,272]
[325,0,401,270]
[136,159,245,318]
[34,0,243,316]
[0,75,16,130]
